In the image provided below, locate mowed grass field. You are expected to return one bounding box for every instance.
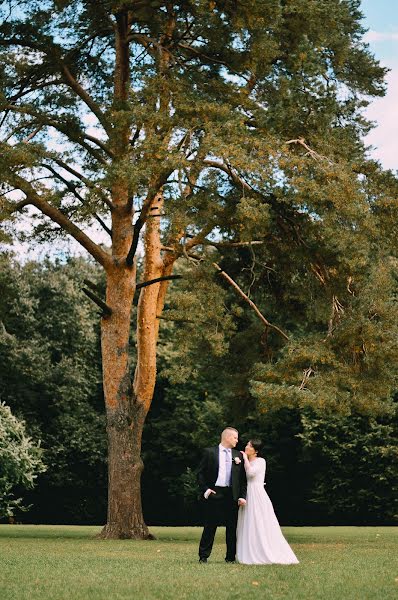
[0,525,397,600]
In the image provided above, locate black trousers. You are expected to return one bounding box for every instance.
[198,487,238,561]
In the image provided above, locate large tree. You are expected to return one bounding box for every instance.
[0,0,392,537]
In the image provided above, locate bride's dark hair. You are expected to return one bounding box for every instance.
[249,439,263,457]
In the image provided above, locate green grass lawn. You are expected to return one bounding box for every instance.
[0,525,397,599]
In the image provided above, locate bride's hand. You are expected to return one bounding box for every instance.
[240,451,248,460]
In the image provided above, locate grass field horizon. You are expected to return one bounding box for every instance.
[1,525,397,599]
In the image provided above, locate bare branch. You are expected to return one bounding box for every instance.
[185,224,215,251]
[48,157,114,210]
[136,275,182,290]
[203,158,253,194]
[0,35,112,137]
[128,33,160,51]
[4,105,110,164]
[326,294,344,338]
[130,126,141,147]
[11,174,111,268]
[43,164,112,237]
[156,315,195,323]
[91,214,112,238]
[285,138,331,163]
[83,133,114,157]
[3,197,30,211]
[22,126,43,143]
[176,43,252,84]
[82,287,112,317]
[299,367,314,390]
[126,213,144,267]
[202,239,264,248]
[213,263,289,341]
[5,78,63,107]
[83,279,102,294]
[60,64,112,137]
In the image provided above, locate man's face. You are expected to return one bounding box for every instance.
[223,429,238,448]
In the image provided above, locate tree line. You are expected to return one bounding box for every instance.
[0,254,396,526]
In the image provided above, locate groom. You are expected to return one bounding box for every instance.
[198,427,247,563]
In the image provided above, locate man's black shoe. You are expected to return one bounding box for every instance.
[199,558,208,563]
[225,559,236,563]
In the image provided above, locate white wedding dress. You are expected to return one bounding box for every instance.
[236,457,299,565]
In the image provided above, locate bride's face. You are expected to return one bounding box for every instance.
[245,441,256,457]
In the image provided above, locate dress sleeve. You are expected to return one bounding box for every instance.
[244,458,261,478]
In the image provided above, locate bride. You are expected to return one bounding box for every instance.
[236,439,299,565]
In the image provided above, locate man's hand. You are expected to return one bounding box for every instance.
[204,489,216,499]
[238,498,247,506]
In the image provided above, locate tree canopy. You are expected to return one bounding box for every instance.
[0,0,388,257]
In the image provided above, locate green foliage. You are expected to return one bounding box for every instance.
[250,258,398,415]
[0,254,396,526]
[0,0,388,237]
[158,260,236,382]
[0,254,107,522]
[299,408,398,524]
[0,401,45,518]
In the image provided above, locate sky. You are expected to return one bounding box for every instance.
[361,0,398,170]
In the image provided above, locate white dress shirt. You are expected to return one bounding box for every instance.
[215,444,232,487]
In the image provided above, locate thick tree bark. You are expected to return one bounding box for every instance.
[99,396,151,539]
[101,401,147,539]
[98,264,154,539]
[97,8,155,539]
[134,193,165,411]
[99,11,178,539]
[99,193,176,539]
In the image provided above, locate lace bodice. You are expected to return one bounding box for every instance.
[244,457,266,485]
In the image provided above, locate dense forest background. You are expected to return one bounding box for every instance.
[1,0,398,531]
[1,253,397,526]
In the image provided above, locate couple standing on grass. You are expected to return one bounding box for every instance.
[198,427,299,565]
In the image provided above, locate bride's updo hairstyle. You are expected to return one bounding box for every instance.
[249,439,263,457]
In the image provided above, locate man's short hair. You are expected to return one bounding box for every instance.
[221,427,238,436]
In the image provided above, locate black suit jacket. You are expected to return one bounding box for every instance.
[198,446,247,502]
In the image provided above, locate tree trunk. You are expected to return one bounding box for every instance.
[97,193,177,538]
[98,263,152,539]
[98,12,177,536]
[99,399,152,539]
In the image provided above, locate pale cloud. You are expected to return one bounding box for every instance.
[364,30,398,43]
[365,66,398,171]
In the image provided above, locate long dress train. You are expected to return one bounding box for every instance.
[236,457,299,565]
